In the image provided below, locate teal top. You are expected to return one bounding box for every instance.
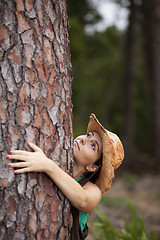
[76,177,89,231]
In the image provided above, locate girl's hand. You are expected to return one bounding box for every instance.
[7,142,51,174]
[7,143,102,213]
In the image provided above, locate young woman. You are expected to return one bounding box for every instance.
[7,113,124,239]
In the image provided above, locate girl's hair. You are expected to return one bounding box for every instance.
[84,153,103,184]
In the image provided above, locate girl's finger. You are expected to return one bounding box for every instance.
[28,141,42,152]
[9,150,31,156]
[14,167,30,174]
[6,154,28,161]
[8,162,29,168]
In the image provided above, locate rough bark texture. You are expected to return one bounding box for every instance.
[0,0,73,239]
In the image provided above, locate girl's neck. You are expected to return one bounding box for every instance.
[73,163,85,180]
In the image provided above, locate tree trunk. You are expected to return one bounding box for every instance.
[142,0,160,170]
[0,0,73,239]
[151,0,160,170]
[122,0,136,169]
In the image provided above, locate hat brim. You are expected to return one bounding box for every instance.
[87,114,118,193]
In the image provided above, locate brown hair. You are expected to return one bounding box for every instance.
[84,153,103,183]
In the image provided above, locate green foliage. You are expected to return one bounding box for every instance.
[93,200,160,240]
[123,200,146,239]
[101,195,127,207]
[94,207,117,240]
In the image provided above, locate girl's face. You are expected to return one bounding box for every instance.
[74,131,103,167]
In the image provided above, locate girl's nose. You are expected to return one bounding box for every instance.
[76,135,88,145]
[80,138,84,144]
[79,136,87,145]
[80,136,89,145]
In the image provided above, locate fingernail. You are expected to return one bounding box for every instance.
[9,151,12,154]
[14,171,17,174]
[28,141,31,144]
[8,164,11,167]
[6,156,9,159]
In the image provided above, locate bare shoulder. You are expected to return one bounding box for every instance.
[84,181,101,190]
[83,181,102,199]
[78,181,102,213]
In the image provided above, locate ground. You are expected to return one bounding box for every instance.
[87,173,160,240]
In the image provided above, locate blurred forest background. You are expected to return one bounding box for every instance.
[67,0,160,238]
[67,0,160,174]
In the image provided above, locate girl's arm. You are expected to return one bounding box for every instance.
[7,142,102,213]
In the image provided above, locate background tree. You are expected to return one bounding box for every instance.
[142,0,160,171]
[122,0,136,167]
[150,0,160,171]
[0,0,73,239]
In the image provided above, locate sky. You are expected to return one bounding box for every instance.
[86,0,129,33]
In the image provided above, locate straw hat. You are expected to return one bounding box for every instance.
[87,113,124,194]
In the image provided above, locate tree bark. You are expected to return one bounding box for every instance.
[151,0,160,170]
[0,0,73,239]
[122,0,136,168]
